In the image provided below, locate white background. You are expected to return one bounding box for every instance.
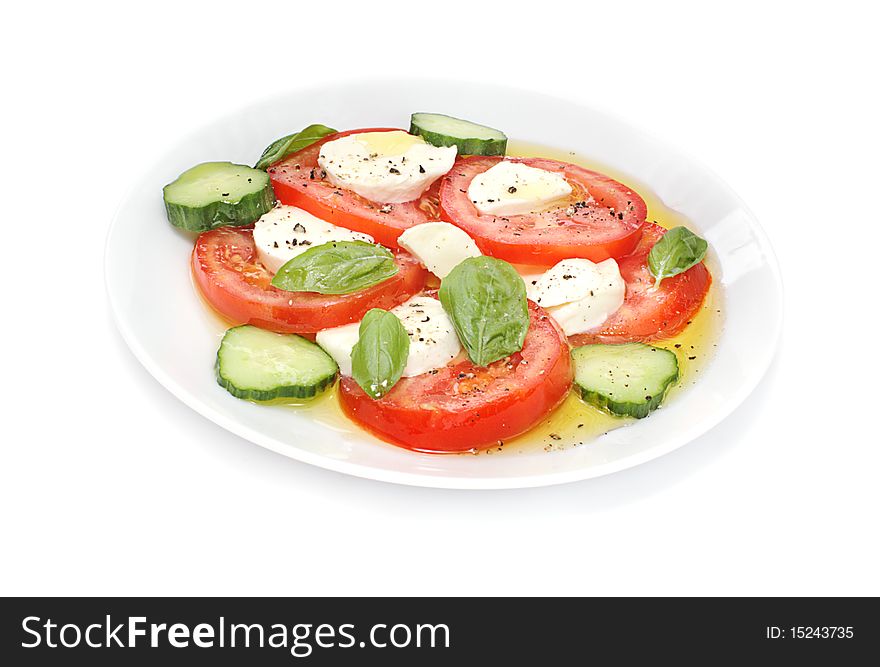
[3,0,878,596]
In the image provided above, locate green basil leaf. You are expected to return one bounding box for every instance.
[647,226,708,287]
[439,256,529,367]
[351,309,410,400]
[270,241,399,295]
[254,124,337,170]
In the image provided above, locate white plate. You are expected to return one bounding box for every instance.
[105,79,782,489]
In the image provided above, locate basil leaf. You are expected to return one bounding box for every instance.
[647,226,708,287]
[270,241,399,295]
[254,124,337,170]
[351,309,410,400]
[439,256,529,367]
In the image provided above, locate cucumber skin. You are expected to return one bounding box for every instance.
[409,122,507,156]
[576,381,675,419]
[215,360,336,401]
[164,184,276,233]
[572,345,679,419]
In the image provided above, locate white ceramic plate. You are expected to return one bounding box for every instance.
[105,79,782,489]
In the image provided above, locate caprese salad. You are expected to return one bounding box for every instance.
[163,113,714,454]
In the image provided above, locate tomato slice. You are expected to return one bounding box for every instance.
[569,223,712,345]
[268,128,440,248]
[439,156,646,265]
[192,226,428,334]
[338,301,572,453]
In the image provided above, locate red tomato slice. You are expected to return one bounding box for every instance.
[569,223,712,345]
[338,301,572,453]
[268,128,440,248]
[439,156,646,265]
[192,226,428,334]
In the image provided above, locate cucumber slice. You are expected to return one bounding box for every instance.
[163,162,275,232]
[572,343,679,419]
[216,325,337,401]
[410,112,507,156]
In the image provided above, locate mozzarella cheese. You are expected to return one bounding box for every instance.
[393,296,462,376]
[525,258,626,335]
[315,296,461,378]
[397,222,482,279]
[314,322,360,377]
[468,160,572,216]
[253,204,373,274]
[317,131,457,204]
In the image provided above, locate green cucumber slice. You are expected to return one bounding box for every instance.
[410,112,507,156]
[572,343,679,418]
[163,162,275,232]
[216,325,337,401]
